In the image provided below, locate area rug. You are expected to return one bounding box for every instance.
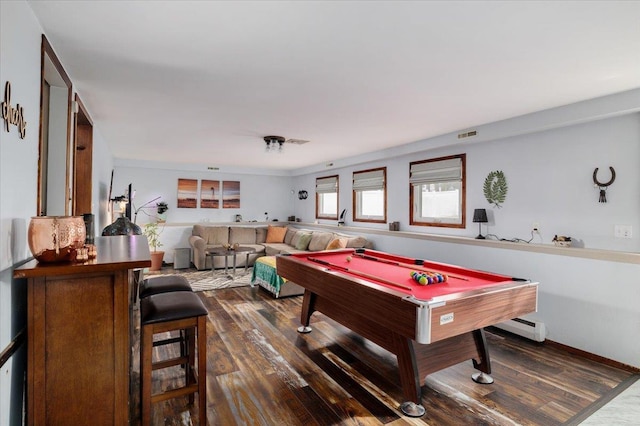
[144,267,253,292]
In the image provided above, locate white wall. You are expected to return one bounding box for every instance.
[295,109,640,253]
[0,2,45,424]
[111,163,295,261]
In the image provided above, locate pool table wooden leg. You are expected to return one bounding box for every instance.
[394,333,426,417]
[471,329,494,384]
[297,290,316,333]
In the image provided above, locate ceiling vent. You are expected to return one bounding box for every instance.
[286,138,310,145]
[457,130,477,139]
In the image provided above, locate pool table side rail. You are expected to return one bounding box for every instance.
[276,254,539,344]
[425,283,538,343]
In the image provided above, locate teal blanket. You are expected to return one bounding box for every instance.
[251,256,286,294]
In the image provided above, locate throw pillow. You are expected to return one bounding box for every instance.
[345,236,368,248]
[284,227,297,245]
[326,237,347,250]
[289,231,304,247]
[295,233,313,250]
[308,232,333,251]
[265,225,287,243]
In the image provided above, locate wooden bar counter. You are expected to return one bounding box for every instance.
[14,235,151,425]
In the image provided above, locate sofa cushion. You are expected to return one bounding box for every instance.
[266,225,287,243]
[345,236,368,248]
[326,237,348,250]
[263,243,290,256]
[308,232,333,251]
[290,231,308,248]
[195,225,229,245]
[256,227,267,243]
[230,227,256,244]
[284,227,297,245]
[295,233,313,250]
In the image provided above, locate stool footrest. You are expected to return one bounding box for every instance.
[151,383,200,404]
[152,355,188,371]
[153,336,183,347]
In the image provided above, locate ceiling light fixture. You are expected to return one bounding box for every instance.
[264,135,285,153]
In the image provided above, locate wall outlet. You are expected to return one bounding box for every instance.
[614,225,632,239]
[532,222,540,232]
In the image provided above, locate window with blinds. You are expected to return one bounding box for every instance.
[409,154,466,227]
[316,175,339,219]
[353,167,386,223]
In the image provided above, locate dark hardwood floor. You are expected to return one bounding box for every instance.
[130,285,636,425]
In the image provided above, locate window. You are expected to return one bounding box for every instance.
[316,175,339,219]
[353,167,386,223]
[410,154,465,228]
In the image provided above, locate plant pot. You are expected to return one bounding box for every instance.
[149,251,165,271]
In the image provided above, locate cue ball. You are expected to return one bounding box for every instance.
[346,255,352,262]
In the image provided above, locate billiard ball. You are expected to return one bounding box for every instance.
[346,255,352,262]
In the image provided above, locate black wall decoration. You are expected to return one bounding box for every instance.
[593,167,616,203]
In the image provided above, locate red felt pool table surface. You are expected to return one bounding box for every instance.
[304,249,515,300]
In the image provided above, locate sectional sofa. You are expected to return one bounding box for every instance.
[188,224,372,270]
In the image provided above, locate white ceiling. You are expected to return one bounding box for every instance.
[28,1,640,171]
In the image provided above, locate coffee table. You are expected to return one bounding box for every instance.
[205,246,256,279]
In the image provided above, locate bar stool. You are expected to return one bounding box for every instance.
[140,291,207,425]
[139,275,193,371]
[139,275,192,299]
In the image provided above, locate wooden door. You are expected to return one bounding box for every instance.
[73,95,93,215]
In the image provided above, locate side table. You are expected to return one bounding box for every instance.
[205,246,256,279]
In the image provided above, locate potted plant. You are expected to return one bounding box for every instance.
[156,201,169,223]
[143,222,164,271]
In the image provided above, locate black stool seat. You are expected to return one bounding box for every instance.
[141,292,207,325]
[139,275,192,299]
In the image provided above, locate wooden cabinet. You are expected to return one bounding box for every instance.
[14,236,150,425]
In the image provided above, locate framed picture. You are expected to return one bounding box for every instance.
[222,181,240,209]
[177,178,198,208]
[200,180,219,208]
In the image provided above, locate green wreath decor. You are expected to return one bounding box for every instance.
[483,170,508,208]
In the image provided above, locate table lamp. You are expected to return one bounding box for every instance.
[473,208,488,239]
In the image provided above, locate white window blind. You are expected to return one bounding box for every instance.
[316,176,338,193]
[410,158,462,184]
[353,169,385,191]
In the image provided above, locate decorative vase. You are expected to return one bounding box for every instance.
[101,214,142,236]
[28,216,86,263]
[149,251,165,271]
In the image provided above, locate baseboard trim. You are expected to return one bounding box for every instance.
[544,339,640,373]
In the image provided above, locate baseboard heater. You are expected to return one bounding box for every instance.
[494,317,546,342]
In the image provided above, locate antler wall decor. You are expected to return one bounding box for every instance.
[593,167,616,203]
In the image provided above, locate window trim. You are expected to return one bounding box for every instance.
[352,167,387,224]
[409,154,466,228]
[315,174,339,220]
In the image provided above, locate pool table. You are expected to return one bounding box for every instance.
[276,248,538,417]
